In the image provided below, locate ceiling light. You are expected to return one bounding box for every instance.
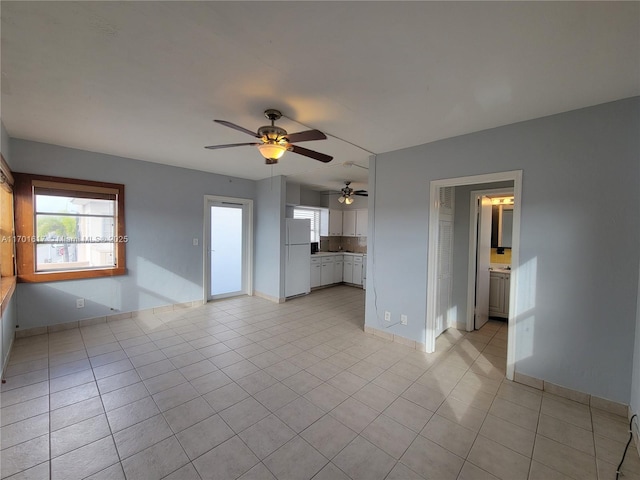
[257,143,287,163]
[345,197,354,205]
[338,196,345,204]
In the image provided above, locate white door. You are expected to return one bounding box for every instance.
[475,196,492,329]
[206,199,251,300]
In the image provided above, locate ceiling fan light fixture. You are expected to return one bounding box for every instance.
[257,143,287,162]
[345,197,354,205]
[338,196,345,204]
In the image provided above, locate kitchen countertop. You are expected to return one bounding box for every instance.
[312,251,366,257]
[490,267,511,274]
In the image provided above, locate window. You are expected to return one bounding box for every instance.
[293,207,321,243]
[14,173,126,282]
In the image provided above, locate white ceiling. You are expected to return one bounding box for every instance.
[1,2,638,193]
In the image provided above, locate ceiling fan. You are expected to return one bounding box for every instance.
[338,181,368,204]
[205,109,333,165]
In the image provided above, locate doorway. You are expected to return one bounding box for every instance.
[426,171,522,380]
[204,195,253,301]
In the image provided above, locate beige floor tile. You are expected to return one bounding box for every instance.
[51,413,111,458]
[311,462,351,480]
[0,413,49,450]
[352,382,398,412]
[540,395,591,431]
[0,434,49,479]
[163,463,201,480]
[436,397,488,431]
[383,397,434,433]
[122,436,189,480]
[467,435,530,480]
[479,414,536,457]
[532,434,597,480]
[448,381,496,412]
[203,382,250,412]
[85,462,126,480]
[488,396,539,432]
[333,436,396,480]
[528,460,574,480]
[385,462,426,480]
[50,396,104,431]
[421,413,477,458]
[238,414,296,459]
[372,370,414,394]
[496,380,542,412]
[262,436,327,480]
[1,396,50,428]
[192,435,258,480]
[400,434,465,480]
[152,382,199,412]
[237,462,278,480]
[106,396,160,433]
[219,396,270,433]
[330,397,379,433]
[176,414,235,460]
[537,413,594,455]
[101,382,149,411]
[164,396,215,433]
[327,370,369,396]
[300,413,357,459]
[361,414,417,459]
[275,396,326,433]
[402,382,448,412]
[457,461,500,480]
[189,370,233,395]
[594,433,640,473]
[113,413,173,459]
[51,436,120,480]
[591,409,632,442]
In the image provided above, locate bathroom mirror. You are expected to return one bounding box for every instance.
[491,205,513,248]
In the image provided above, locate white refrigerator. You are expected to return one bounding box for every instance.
[285,219,311,298]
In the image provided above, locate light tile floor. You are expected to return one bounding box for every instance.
[1,286,638,480]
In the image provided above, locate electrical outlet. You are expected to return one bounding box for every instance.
[76,298,85,309]
[401,314,408,325]
[384,311,391,322]
[193,238,199,246]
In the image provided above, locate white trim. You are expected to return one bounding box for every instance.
[203,195,254,302]
[426,170,522,381]
[466,187,514,333]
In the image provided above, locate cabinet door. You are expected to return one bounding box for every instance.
[329,210,343,236]
[342,210,356,237]
[355,209,368,237]
[321,257,334,286]
[352,258,363,285]
[310,259,321,288]
[502,274,510,316]
[334,258,343,283]
[343,259,353,283]
[488,273,503,315]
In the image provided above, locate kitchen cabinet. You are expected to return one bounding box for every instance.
[352,256,363,285]
[342,210,356,237]
[342,209,367,237]
[355,210,368,237]
[321,256,334,286]
[334,255,343,283]
[489,271,510,318]
[310,257,322,288]
[328,210,343,237]
[343,257,353,283]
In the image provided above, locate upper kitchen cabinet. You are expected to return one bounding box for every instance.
[320,208,343,237]
[342,209,368,237]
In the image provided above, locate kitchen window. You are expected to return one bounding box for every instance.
[293,207,320,243]
[14,173,126,282]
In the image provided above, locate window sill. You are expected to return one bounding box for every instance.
[18,268,126,283]
[1,276,16,315]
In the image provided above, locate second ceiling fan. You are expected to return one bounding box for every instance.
[205,109,333,164]
[338,181,368,204]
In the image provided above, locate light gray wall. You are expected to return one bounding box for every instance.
[366,97,640,403]
[254,176,285,301]
[1,121,10,164]
[452,182,513,328]
[11,139,255,329]
[632,258,640,440]
[300,187,322,207]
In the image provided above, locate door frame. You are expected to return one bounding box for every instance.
[203,195,254,302]
[467,187,515,332]
[426,170,522,380]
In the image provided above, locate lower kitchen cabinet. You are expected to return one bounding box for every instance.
[311,257,322,288]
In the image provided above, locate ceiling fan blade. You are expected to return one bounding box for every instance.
[290,145,333,163]
[355,192,369,196]
[354,190,368,195]
[204,142,260,150]
[214,120,260,138]
[286,130,327,143]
